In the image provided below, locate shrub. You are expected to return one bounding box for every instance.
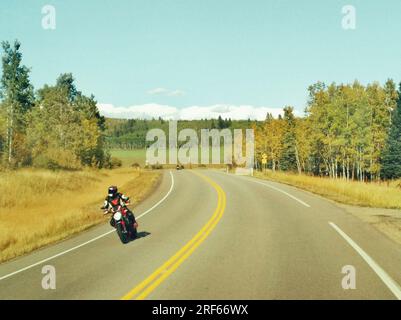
[32,149,81,170]
[151,163,163,170]
[109,157,122,169]
[131,162,141,168]
[32,154,59,170]
[102,156,123,169]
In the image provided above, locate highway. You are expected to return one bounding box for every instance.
[1,169,401,300]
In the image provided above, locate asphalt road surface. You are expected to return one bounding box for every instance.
[1,169,401,300]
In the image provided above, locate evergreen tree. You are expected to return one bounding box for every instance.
[280,106,298,172]
[217,115,224,129]
[210,119,216,129]
[381,84,401,179]
[56,73,79,103]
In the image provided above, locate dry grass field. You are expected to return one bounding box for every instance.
[255,170,401,209]
[0,168,161,263]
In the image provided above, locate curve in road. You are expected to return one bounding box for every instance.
[122,170,226,300]
[1,169,401,300]
[0,171,175,282]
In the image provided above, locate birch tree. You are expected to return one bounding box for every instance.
[0,40,34,167]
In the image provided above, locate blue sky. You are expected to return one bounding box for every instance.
[1,0,401,119]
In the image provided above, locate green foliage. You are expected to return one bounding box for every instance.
[1,39,400,182]
[381,83,401,179]
[110,157,122,168]
[31,149,81,170]
[0,103,6,158]
[0,40,34,167]
[26,74,106,169]
[217,115,231,129]
[0,40,108,170]
[56,73,79,102]
[104,118,254,149]
[280,107,298,172]
[256,80,398,181]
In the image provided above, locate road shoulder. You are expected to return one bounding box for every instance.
[246,172,401,247]
[337,204,401,246]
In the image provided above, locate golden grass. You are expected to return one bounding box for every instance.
[0,168,162,263]
[255,170,401,209]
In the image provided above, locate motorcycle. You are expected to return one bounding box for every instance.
[103,205,137,244]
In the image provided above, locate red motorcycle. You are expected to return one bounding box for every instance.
[106,205,138,244]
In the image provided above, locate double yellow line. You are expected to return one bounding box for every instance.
[121,170,227,300]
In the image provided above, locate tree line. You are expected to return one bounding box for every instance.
[105,117,253,149]
[3,40,400,179]
[254,80,401,181]
[0,40,110,170]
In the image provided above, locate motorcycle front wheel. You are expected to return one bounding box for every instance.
[130,226,138,240]
[116,223,129,244]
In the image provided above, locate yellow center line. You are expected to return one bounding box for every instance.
[121,170,226,300]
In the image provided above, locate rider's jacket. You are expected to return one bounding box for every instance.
[103,193,130,212]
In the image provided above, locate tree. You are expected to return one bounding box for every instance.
[0,40,34,166]
[384,79,398,123]
[56,73,79,103]
[74,94,106,167]
[27,81,81,169]
[0,101,5,157]
[254,80,394,180]
[256,113,285,171]
[294,117,312,173]
[210,119,216,129]
[280,106,299,172]
[27,74,106,169]
[217,115,225,129]
[381,83,401,179]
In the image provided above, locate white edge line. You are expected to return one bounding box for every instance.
[329,221,401,300]
[240,176,311,208]
[0,170,175,282]
[136,171,174,220]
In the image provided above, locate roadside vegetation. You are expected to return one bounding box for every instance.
[0,40,165,263]
[105,117,255,149]
[0,168,161,263]
[109,147,228,168]
[0,40,116,170]
[2,38,401,261]
[254,81,401,182]
[255,170,401,209]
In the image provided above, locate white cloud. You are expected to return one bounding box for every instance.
[98,103,285,120]
[147,88,169,95]
[147,88,186,97]
[167,90,185,97]
[98,103,177,119]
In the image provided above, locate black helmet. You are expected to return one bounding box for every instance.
[108,186,118,197]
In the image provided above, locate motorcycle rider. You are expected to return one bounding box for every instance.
[102,186,138,230]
